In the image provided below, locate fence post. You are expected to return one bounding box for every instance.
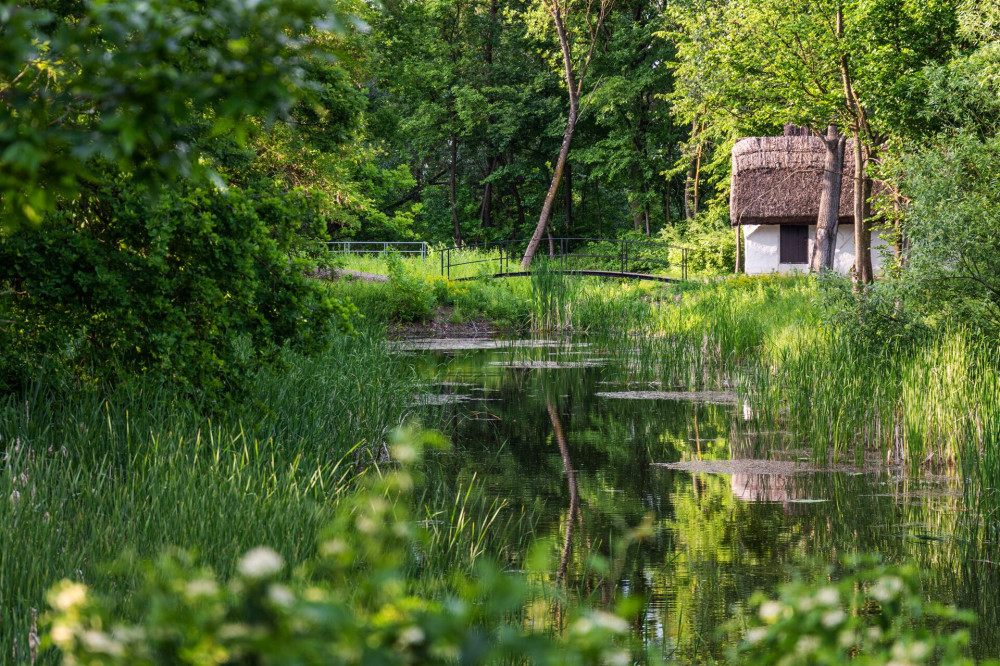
[440,248,444,277]
[422,243,427,260]
[447,249,451,280]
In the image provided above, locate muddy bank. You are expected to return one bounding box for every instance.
[389,307,500,339]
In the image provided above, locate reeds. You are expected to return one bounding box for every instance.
[0,331,416,660]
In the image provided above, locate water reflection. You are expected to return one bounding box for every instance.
[403,339,999,661]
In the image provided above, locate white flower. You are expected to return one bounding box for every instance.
[795,636,821,654]
[591,611,628,634]
[746,627,769,644]
[320,538,348,556]
[238,547,284,579]
[815,587,839,606]
[759,600,783,624]
[51,582,88,611]
[185,579,219,598]
[871,576,904,603]
[81,630,123,656]
[50,623,74,645]
[398,626,425,647]
[267,584,295,607]
[822,609,846,628]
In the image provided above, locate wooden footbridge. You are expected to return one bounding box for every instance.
[439,237,689,283]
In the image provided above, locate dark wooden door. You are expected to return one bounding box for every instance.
[779,225,809,264]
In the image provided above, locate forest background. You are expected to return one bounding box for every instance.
[3,0,1000,391]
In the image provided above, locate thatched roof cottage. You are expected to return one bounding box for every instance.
[730,127,884,274]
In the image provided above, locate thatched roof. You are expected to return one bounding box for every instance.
[730,134,857,226]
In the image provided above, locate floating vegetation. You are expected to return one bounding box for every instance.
[409,393,472,406]
[595,390,738,405]
[654,459,829,475]
[391,338,561,352]
[489,360,606,369]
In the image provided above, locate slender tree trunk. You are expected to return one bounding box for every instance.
[852,133,873,283]
[564,160,572,232]
[481,0,497,233]
[643,183,651,236]
[480,156,495,230]
[595,178,603,236]
[547,225,555,257]
[631,163,643,231]
[735,224,743,274]
[522,106,576,269]
[692,139,703,217]
[521,0,608,269]
[893,196,904,263]
[449,134,462,246]
[810,124,846,272]
[684,165,695,220]
[511,181,526,237]
[663,182,671,227]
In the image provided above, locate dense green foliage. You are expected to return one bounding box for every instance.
[0,1,362,392]
[42,430,647,665]
[734,557,985,665]
[6,0,1000,662]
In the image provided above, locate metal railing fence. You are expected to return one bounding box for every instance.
[438,237,689,282]
[325,241,429,259]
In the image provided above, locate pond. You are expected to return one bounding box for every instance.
[399,337,1000,662]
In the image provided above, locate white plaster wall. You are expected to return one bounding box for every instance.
[743,224,885,275]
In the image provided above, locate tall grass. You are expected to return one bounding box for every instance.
[0,331,417,660]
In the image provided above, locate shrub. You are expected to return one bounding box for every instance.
[42,428,644,665]
[0,185,354,395]
[385,251,437,322]
[732,556,985,666]
[658,210,736,276]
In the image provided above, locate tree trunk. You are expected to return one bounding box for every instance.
[810,124,846,272]
[643,182,651,237]
[692,138,703,217]
[684,165,695,220]
[449,135,462,246]
[663,180,671,227]
[520,94,577,268]
[480,156,495,230]
[564,160,572,232]
[735,224,743,274]
[520,0,608,269]
[595,178,603,236]
[631,163,643,231]
[511,181,526,237]
[852,133,873,283]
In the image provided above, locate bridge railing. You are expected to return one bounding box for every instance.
[325,241,430,259]
[438,237,689,281]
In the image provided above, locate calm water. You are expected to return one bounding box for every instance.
[400,338,1000,662]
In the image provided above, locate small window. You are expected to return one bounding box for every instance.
[779,225,809,264]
